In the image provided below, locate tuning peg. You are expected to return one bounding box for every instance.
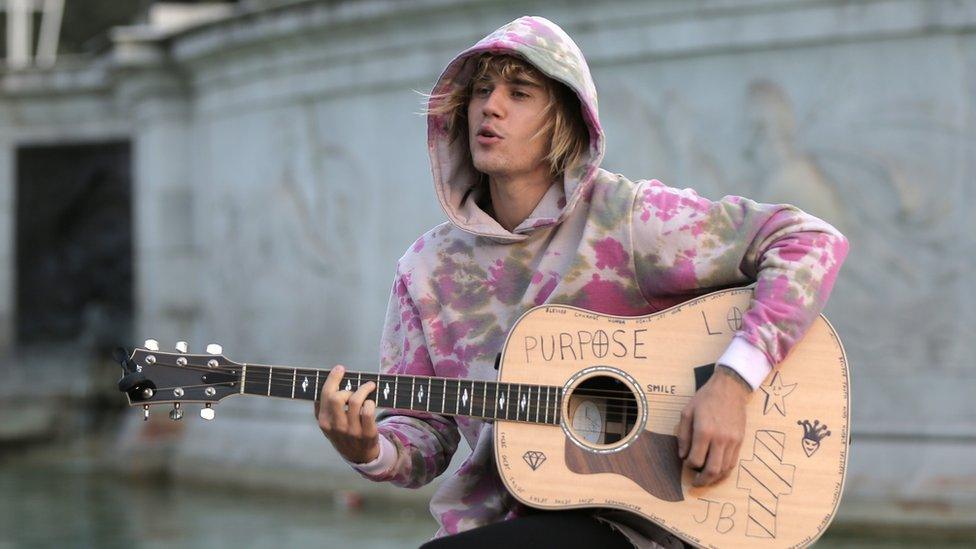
[206,343,223,355]
[143,405,150,421]
[169,403,183,421]
[175,341,188,353]
[144,339,160,351]
[200,403,215,421]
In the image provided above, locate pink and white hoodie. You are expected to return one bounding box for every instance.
[346,15,849,547]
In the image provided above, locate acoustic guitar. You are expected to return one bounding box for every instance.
[116,286,849,548]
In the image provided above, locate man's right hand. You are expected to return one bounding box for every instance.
[314,365,381,464]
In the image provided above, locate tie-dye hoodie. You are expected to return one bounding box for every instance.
[347,15,849,547]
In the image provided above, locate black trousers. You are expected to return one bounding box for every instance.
[418,510,634,548]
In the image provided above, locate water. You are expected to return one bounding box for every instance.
[0,456,434,548]
[1,450,971,548]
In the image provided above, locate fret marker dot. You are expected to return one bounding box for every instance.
[302,377,309,393]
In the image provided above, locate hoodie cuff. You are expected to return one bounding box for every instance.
[716,336,773,391]
[346,434,397,476]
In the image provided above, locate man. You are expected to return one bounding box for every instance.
[314,16,848,548]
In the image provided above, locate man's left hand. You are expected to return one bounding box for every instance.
[677,366,752,487]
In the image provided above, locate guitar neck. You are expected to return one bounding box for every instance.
[238,364,563,425]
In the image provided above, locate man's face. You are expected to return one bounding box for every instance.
[467,70,552,183]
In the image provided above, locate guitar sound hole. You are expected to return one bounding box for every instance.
[568,374,640,447]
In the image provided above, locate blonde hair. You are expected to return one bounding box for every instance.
[426,53,589,182]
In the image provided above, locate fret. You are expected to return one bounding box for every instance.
[457,380,472,416]
[516,384,523,421]
[425,378,432,412]
[535,387,542,423]
[486,382,498,420]
[532,385,538,423]
[385,374,394,407]
[393,376,399,408]
[269,366,294,399]
[443,378,456,415]
[481,382,488,418]
[467,380,478,416]
[455,379,461,415]
[393,375,413,409]
[440,378,447,414]
[267,366,273,396]
[410,377,416,410]
[555,388,561,424]
[504,383,511,420]
[375,374,384,406]
[291,368,297,399]
[357,372,362,394]
[294,369,314,400]
[239,365,247,394]
[466,381,475,416]
[314,370,320,401]
[544,386,550,424]
[244,365,270,396]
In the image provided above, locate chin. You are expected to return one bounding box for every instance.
[471,156,507,178]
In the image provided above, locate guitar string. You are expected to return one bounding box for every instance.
[138,365,694,410]
[146,363,695,403]
[140,380,685,421]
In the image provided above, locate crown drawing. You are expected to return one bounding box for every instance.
[797,419,831,442]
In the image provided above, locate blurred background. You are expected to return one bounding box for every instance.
[0,0,973,547]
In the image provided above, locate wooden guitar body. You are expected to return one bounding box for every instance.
[494,287,849,548]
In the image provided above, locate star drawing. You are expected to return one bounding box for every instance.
[760,372,797,416]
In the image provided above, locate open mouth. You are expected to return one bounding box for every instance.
[478,128,499,138]
[476,127,502,144]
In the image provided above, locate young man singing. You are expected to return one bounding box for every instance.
[314,16,848,548]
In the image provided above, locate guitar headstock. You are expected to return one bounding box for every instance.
[115,339,242,421]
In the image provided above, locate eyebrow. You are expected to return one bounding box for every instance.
[509,77,543,88]
[474,74,544,88]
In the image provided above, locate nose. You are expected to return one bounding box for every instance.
[481,88,505,118]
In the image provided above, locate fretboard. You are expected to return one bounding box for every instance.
[236,364,562,425]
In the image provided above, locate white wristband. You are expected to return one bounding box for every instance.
[716,336,773,390]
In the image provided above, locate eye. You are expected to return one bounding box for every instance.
[474,86,491,96]
[512,90,529,99]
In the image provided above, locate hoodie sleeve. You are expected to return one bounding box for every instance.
[349,262,461,488]
[630,179,849,388]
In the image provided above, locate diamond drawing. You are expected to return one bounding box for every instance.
[418,386,424,402]
[345,380,352,391]
[462,389,468,407]
[522,450,546,471]
[499,395,505,409]
[383,383,390,400]
[520,394,527,411]
[302,377,309,393]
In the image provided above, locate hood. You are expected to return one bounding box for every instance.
[427,16,605,242]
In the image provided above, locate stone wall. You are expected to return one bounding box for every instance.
[2,0,973,525]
